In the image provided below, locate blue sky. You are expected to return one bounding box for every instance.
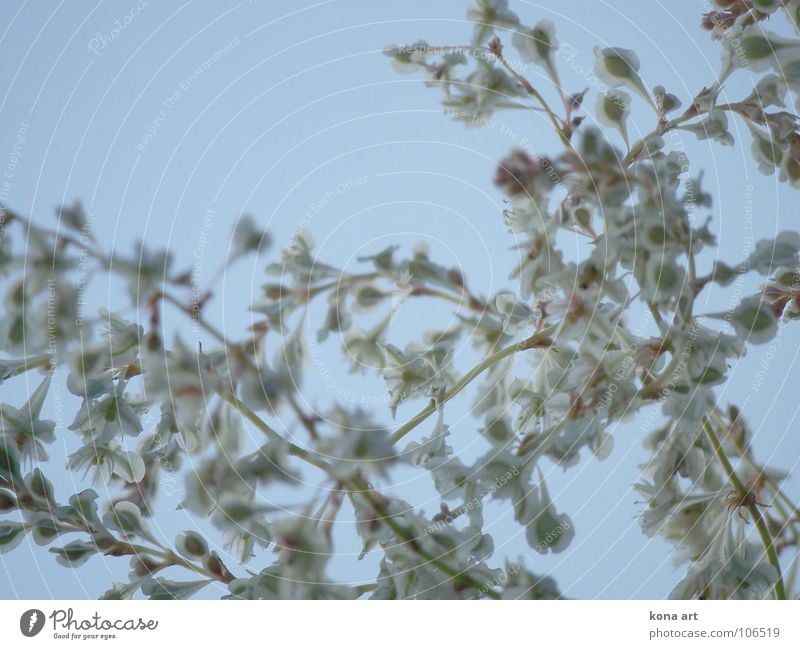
[1,0,799,598]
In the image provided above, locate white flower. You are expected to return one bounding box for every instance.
[141,338,225,437]
[383,41,432,75]
[523,472,575,554]
[68,441,146,484]
[678,110,734,146]
[343,324,387,373]
[671,519,778,599]
[745,74,787,108]
[747,231,800,274]
[0,374,55,462]
[467,0,519,46]
[317,407,397,480]
[382,340,452,417]
[720,26,800,81]
[511,20,557,67]
[68,381,143,444]
[495,291,534,335]
[748,123,786,175]
[99,309,142,358]
[751,0,782,13]
[446,63,524,125]
[781,132,800,187]
[231,214,271,260]
[730,296,778,344]
[653,85,682,114]
[593,46,654,107]
[595,89,631,145]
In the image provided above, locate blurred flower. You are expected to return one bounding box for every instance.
[0,374,55,462]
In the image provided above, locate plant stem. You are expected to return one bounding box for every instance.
[7,355,53,378]
[390,326,556,444]
[128,543,230,584]
[708,408,800,525]
[487,48,568,145]
[638,352,681,399]
[348,475,501,599]
[647,302,664,327]
[217,390,334,474]
[702,418,786,600]
[222,392,499,597]
[624,102,740,166]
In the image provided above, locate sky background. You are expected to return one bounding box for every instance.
[1,0,800,599]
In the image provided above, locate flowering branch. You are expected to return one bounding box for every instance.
[702,417,786,600]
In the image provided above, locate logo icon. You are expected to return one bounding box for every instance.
[20,609,45,637]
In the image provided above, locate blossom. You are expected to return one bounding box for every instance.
[671,519,778,599]
[521,472,575,554]
[511,19,557,67]
[99,309,142,358]
[467,0,519,46]
[68,441,146,484]
[382,41,432,75]
[316,407,397,479]
[747,231,800,274]
[781,132,800,187]
[141,337,225,435]
[744,73,787,109]
[747,122,786,175]
[719,25,800,81]
[382,339,452,417]
[653,85,682,114]
[445,63,524,125]
[595,89,631,145]
[729,296,778,344]
[68,380,143,444]
[678,110,734,146]
[593,46,654,107]
[495,291,534,335]
[0,374,55,462]
[230,214,271,260]
[342,316,389,373]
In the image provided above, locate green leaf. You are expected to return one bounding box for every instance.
[109,449,146,484]
[27,469,55,502]
[107,501,144,534]
[142,577,212,600]
[594,46,654,107]
[0,490,16,513]
[50,540,98,567]
[731,297,778,344]
[0,442,22,489]
[711,261,741,286]
[175,531,209,559]
[354,285,387,310]
[0,521,26,553]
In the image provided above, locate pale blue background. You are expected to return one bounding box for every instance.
[1,0,799,598]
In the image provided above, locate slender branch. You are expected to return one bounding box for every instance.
[390,325,556,444]
[647,302,664,327]
[638,353,681,399]
[624,102,741,166]
[127,543,233,584]
[348,475,501,599]
[5,355,53,378]
[708,408,800,523]
[702,418,786,600]
[222,390,499,597]
[486,47,569,146]
[217,390,334,474]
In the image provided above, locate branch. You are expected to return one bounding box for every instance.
[702,417,786,600]
[390,325,556,444]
